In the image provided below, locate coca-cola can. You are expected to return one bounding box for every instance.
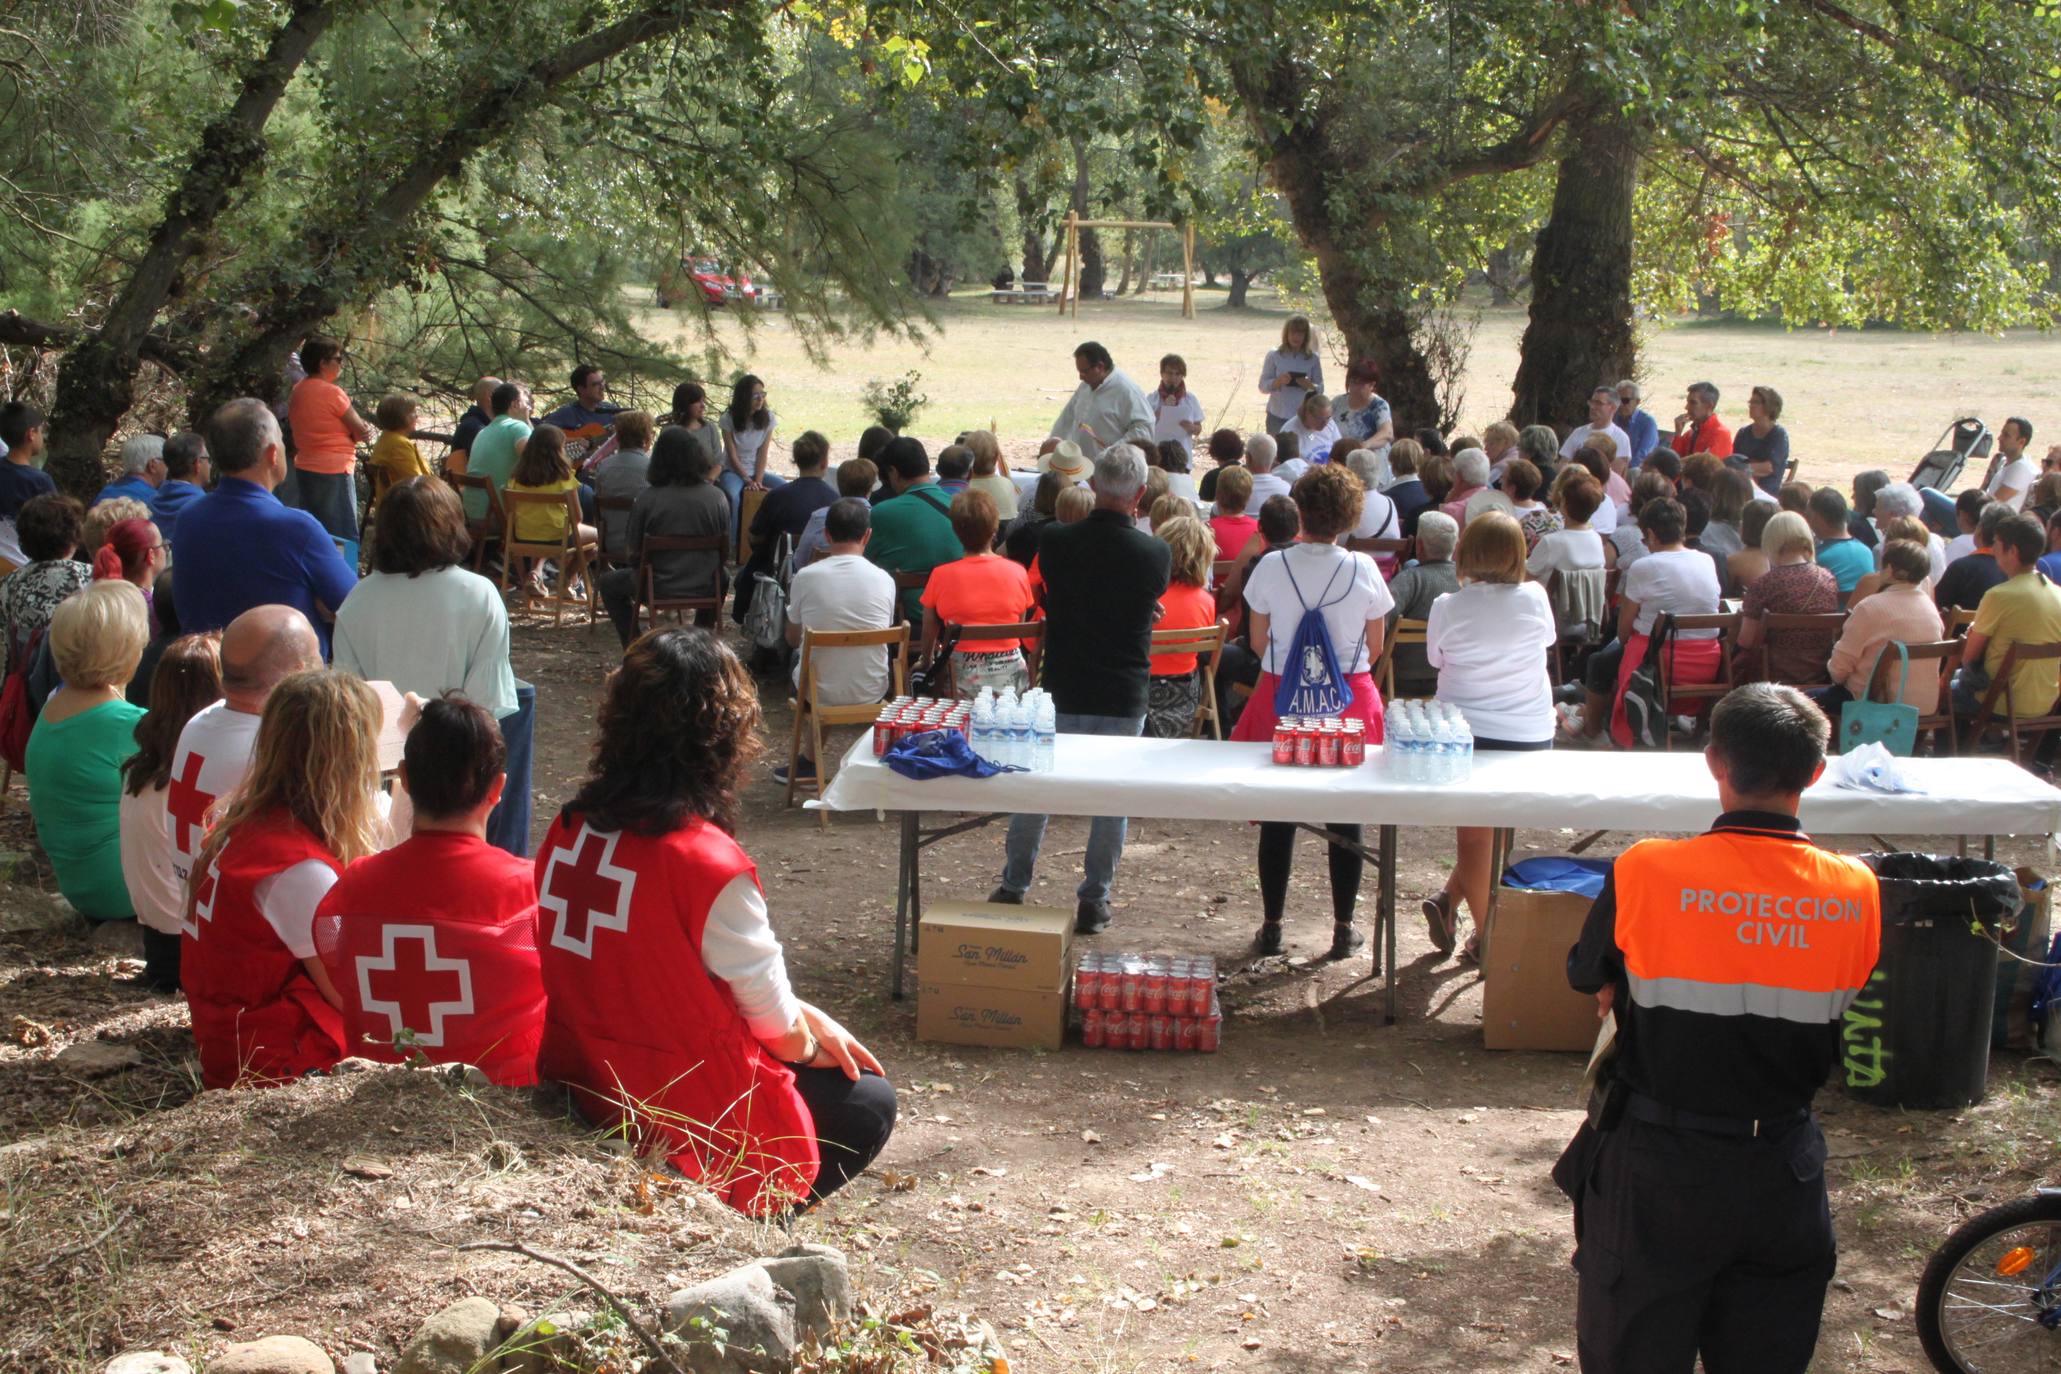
[1272,718,1297,765]
[1188,956,1216,1016]
[1316,724,1342,768]
[1126,1011,1149,1051]
[1175,1017,1199,1052]
[1142,957,1168,1014]
[1149,1015,1173,1051]
[1197,1015,1221,1052]
[1073,955,1098,1010]
[1342,721,1366,767]
[1293,722,1317,767]
[1118,956,1145,1012]
[1082,1007,1105,1048]
[872,716,895,755]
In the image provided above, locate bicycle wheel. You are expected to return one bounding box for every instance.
[1918,1190,2061,1372]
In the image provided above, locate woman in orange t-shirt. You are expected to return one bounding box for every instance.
[1148,516,1221,738]
[284,335,371,543]
[920,489,1036,697]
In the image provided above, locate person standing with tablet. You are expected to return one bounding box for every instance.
[1258,316,1324,437]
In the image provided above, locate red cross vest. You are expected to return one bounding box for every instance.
[181,810,346,1090]
[532,810,818,1214]
[312,831,546,1087]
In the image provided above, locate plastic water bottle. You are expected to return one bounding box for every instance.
[1008,703,1033,769]
[1390,715,1417,781]
[1033,699,1056,772]
[1459,730,1475,780]
[1428,719,1454,783]
[971,694,996,758]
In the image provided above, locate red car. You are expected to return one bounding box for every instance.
[657,257,757,307]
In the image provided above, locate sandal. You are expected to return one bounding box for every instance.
[1421,893,1456,956]
[1458,930,1482,965]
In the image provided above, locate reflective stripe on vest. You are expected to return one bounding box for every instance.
[1614,830,1881,1025]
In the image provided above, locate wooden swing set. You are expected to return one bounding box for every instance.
[1054,210,1197,320]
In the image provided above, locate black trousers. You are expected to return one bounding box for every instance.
[141,927,182,993]
[1256,821,1362,924]
[1559,1115,1835,1373]
[792,1066,898,1203]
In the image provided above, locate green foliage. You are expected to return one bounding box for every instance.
[860,370,929,433]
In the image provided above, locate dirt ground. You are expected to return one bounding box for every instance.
[4,605,2058,1373]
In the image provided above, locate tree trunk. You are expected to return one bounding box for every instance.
[1509,103,1643,431]
[1201,260,1218,287]
[1226,267,1252,308]
[192,1,698,421]
[1135,233,1157,295]
[1114,228,1134,295]
[1484,240,1529,308]
[1068,133,1105,297]
[41,0,339,496]
[1014,171,1046,282]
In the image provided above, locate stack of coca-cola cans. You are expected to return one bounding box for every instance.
[870,696,972,756]
[1270,715,1366,768]
[1072,952,1222,1052]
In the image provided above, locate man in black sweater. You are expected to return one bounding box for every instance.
[988,443,1170,933]
[735,429,836,618]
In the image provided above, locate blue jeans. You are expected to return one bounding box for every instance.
[999,712,1144,903]
[485,681,535,857]
[1951,664,1991,717]
[286,465,359,543]
[717,469,787,544]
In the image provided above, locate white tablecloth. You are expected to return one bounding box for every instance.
[819,735,2061,837]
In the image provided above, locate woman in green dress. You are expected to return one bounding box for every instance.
[26,580,149,921]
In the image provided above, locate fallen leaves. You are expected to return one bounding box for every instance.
[340,1156,394,1181]
[10,1015,51,1047]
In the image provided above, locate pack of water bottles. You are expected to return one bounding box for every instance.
[970,687,1058,772]
[1386,699,1474,782]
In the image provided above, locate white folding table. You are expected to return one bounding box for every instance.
[816,736,2061,1016]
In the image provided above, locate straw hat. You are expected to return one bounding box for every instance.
[1042,440,1090,480]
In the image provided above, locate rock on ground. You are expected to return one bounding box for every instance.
[210,1336,334,1374]
[391,1297,524,1374]
[105,1354,193,1374]
[662,1244,852,1374]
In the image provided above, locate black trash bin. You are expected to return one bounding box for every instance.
[1842,854,2022,1109]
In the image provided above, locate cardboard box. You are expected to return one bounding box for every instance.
[916,903,1073,992]
[1482,887,1599,1052]
[916,981,1068,1051]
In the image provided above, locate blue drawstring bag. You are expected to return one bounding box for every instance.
[883,729,1022,780]
[1270,553,1363,719]
[1502,855,1613,900]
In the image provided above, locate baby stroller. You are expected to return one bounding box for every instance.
[1909,418,1991,491]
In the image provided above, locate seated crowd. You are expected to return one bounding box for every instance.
[5,342,2058,1213]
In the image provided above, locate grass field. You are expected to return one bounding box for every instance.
[643,286,2061,492]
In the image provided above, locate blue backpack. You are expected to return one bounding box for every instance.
[1270,553,1364,719]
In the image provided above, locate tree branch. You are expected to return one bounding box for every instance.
[0,310,194,373]
[455,1240,685,1374]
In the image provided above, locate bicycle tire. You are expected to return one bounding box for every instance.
[1917,1190,2061,1372]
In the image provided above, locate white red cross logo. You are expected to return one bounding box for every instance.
[183,854,221,939]
[167,751,215,855]
[539,822,635,958]
[356,924,475,1048]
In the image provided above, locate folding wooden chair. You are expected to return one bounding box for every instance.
[1965,640,2061,764]
[1756,610,1848,691]
[1210,558,1238,591]
[594,494,636,573]
[1376,617,1430,700]
[1345,535,1412,563]
[628,533,729,637]
[448,473,504,573]
[1657,611,1742,750]
[787,624,910,819]
[1149,618,1229,738]
[737,486,769,565]
[499,489,593,627]
[1882,639,1962,756]
[942,621,1045,697]
[1946,606,1980,638]
[891,569,931,624]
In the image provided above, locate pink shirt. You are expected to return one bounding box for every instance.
[1828,582,1945,713]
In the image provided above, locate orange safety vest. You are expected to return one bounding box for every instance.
[1615,825,1880,1025]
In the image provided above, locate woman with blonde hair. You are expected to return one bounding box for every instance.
[1259,315,1324,436]
[181,669,389,1089]
[1147,516,1220,738]
[26,580,150,923]
[1421,512,1556,958]
[962,430,1018,519]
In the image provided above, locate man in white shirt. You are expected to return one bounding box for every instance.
[162,605,324,894]
[1558,386,1634,463]
[1042,341,1154,456]
[1245,433,1294,507]
[780,497,897,786]
[1982,416,2038,512]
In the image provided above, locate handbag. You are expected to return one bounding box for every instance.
[1840,641,1921,756]
[742,533,793,654]
[1619,614,1674,750]
[908,624,962,698]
